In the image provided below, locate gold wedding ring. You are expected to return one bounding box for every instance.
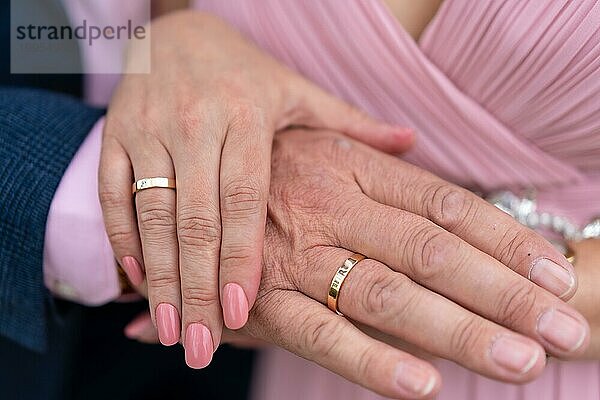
[564,245,576,265]
[132,177,176,195]
[327,253,366,316]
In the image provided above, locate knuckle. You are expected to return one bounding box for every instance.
[106,225,136,247]
[229,101,266,128]
[177,206,221,247]
[495,283,538,327]
[175,99,223,145]
[182,286,219,308]
[138,201,176,233]
[99,187,128,209]
[362,271,413,316]
[493,227,537,270]
[221,243,255,266]
[302,314,342,358]
[354,345,379,381]
[147,268,179,289]
[410,227,463,282]
[449,316,487,359]
[221,177,265,219]
[99,189,136,246]
[176,99,205,136]
[424,183,475,233]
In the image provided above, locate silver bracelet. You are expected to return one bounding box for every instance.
[485,191,600,242]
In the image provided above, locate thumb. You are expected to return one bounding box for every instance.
[283,78,415,154]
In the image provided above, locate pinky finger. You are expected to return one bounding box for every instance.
[248,291,440,399]
[124,311,159,343]
[98,136,145,288]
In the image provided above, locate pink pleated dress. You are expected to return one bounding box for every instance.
[188,1,600,399]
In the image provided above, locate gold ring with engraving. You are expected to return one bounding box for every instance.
[327,253,366,316]
[132,177,176,195]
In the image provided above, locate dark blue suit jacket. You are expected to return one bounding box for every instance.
[0,0,102,354]
[0,88,103,351]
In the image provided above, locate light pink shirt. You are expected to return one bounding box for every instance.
[43,118,118,305]
[43,0,150,304]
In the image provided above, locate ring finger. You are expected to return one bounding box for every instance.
[299,247,547,383]
[131,141,180,346]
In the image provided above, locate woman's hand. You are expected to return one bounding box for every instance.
[123,129,589,399]
[99,11,414,368]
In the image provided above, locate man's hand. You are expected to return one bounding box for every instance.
[126,129,589,399]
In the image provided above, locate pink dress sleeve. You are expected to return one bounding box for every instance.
[43,117,121,305]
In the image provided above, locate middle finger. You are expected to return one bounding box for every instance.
[171,129,224,369]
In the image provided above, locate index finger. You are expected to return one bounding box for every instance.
[353,148,577,300]
[219,105,270,330]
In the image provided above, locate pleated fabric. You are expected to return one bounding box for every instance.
[189,1,600,399]
[195,0,600,226]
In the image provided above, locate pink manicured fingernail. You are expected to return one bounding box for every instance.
[185,323,214,369]
[491,334,540,374]
[537,309,587,352]
[529,258,575,299]
[121,256,144,286]
[222,283,249,330]
[395,362,436,397]
[156,303,180,346]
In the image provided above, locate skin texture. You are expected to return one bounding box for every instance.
[122,130,591,399]
[568,239,600,358]
[99,11,414,367]
[383,0,444,41]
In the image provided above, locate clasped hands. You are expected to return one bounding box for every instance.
[98,11,590,400]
